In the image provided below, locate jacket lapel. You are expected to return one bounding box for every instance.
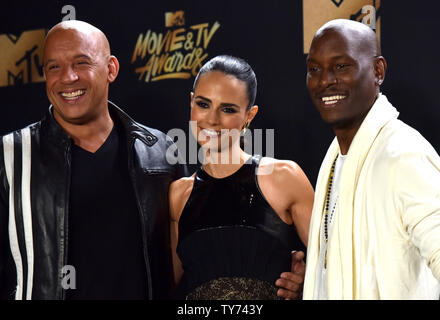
[329,93,399,299]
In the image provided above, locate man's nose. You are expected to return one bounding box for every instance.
[60,66,79,84]
[319,69,337,88]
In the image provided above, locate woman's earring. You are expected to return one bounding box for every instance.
[242,121,249,134]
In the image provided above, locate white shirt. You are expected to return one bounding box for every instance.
[313,151,346,299]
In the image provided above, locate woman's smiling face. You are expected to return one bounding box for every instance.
[190,70,256,152]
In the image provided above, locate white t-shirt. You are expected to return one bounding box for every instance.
[313,151,346,299]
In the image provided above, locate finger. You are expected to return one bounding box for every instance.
[277,288,301,300]
[291,250,305,263]
[293,260,306,276]
[275,277,301,292]
[279,272,304,284]
[291,250,306,275]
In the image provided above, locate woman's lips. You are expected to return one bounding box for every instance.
[200,128,221,138]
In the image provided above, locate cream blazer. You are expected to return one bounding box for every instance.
[304,94,440,299]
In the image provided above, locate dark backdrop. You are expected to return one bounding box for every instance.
[1,1,439,186]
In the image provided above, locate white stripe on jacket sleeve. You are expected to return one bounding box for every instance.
[21,128,34,300]
[3,133,23,300]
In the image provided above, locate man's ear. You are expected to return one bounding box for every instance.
[108,55,119,83]
[374,56,387,85]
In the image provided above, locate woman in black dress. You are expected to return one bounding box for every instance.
[169,55,314,300]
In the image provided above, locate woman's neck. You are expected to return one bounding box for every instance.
[202,147,251,178]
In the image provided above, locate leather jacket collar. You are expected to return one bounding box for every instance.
[39,100,159,149]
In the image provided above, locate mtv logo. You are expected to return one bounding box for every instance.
[303,0,381,53]
[0,29,46,87]
[165,11,185,27]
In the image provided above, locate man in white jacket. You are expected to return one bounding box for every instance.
[303,19,440,299]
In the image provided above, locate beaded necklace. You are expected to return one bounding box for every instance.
[324,155,338,268]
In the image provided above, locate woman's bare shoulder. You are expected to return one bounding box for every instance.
[258,157,302,179]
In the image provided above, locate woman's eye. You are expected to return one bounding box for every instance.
[222,107,238,114]
[196,101,209,109]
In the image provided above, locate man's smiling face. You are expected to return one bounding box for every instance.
[306,28,379,131]
[43,27,112,126]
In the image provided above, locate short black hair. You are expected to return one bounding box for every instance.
[193,55,257,110]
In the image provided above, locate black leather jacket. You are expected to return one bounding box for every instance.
[0,101,186,299]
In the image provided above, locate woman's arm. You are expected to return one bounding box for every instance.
[168,176,195,286]
[257,158,314,246]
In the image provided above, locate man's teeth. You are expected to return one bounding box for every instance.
[61,90,85,99]
[322,95,346,105]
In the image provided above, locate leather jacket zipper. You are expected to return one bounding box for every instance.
[60,142,71,300]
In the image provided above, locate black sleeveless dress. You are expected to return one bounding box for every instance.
[176,155,304,300]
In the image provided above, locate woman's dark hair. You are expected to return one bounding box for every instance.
[192,55,257,110]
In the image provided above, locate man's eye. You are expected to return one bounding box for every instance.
[77,61,89,65]
[48,65,59,70]
[336,64,349,70]
[308,66,320,73]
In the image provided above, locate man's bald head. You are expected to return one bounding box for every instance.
[313,19,381,57]
[44,20,111,60]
